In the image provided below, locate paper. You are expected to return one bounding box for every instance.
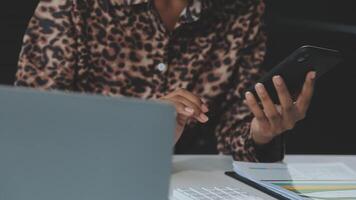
[233,162,356,200]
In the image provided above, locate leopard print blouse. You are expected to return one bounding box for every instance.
[15,0,282,162]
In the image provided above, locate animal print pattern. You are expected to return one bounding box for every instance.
[15,0,282,161]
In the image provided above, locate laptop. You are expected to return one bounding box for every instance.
[0,86,175,200]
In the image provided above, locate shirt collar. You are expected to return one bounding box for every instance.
[123,0,149,5]
[112,0,211,24]
[180,0,204,23]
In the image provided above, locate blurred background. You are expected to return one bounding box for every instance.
[0,0,355,155]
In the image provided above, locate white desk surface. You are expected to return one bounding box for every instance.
[170,155,356,199]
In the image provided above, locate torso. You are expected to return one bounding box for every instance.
[16,0,266,155]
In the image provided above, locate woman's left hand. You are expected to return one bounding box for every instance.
[245,71,316,145]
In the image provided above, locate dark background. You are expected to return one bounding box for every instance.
[0,0,355,154]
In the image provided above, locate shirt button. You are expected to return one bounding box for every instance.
[157,63,167,72]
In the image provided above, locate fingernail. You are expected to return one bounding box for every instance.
[255,83,264,93]
[201,104,209,113]
[245,91,253,100]
[184,107,194,114]
[273,75,283,86]
[201,98,207,104]
[310,71,316,80]
[200,114,209,122]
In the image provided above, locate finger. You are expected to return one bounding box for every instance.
[162,95,208,123]
[255,83,282,131]
[172,95,203,116]
[296,71,316,115]
[273,75,294,111]
[176,89,209,113]
[172,95,209,123]
[272,76,296,128]
[245,92,267,122]
[167,99,194,117]
[168,99,202,121]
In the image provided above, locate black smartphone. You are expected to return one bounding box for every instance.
[247,45,344,104]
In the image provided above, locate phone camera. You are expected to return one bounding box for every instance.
[297,53,310,63]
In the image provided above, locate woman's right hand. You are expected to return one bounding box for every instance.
[160,89,209,144]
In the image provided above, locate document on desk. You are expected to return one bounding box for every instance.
[233,162,356,200]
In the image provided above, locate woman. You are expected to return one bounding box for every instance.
[15,0,315,162]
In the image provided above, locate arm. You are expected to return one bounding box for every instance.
[215,0,284,162]
[15,0,80,90]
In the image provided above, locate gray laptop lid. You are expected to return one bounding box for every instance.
[0,86,175,200]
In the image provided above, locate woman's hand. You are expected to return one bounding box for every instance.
[160,89,209,144]
[245,71,316,145]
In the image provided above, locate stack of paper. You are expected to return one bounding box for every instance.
[233,162,356,200]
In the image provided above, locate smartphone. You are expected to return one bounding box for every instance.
[247,45,344,104]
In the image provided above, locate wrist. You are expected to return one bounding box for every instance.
[251,130,274,145]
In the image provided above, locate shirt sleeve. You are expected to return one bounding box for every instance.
[15,0,80,90]
[215,0,284,162]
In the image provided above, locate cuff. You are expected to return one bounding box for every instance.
[253,134,285,163]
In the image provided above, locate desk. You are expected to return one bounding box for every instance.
[170,155,356,199]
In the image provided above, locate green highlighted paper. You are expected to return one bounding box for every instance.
[233,162,356,200]
[270,180,356,199]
